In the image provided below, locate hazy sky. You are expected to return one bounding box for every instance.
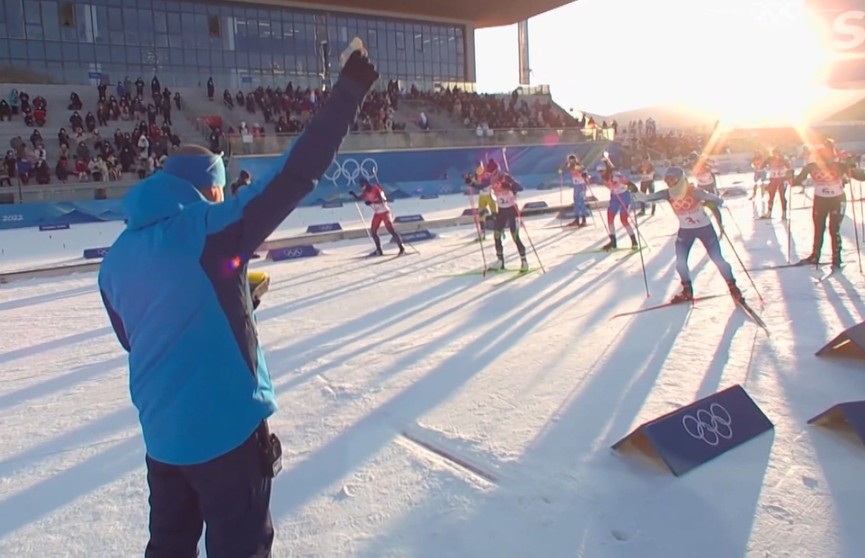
[474,0,850,124]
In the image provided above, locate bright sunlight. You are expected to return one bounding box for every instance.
[476,0,844,126]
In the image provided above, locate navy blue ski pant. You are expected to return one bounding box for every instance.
[144,432,274,558]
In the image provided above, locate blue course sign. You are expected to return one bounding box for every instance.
[392,229,436,243]
[306,222,342,234]
[39,223,70,231]
[522,201,549,210]
[394,214,424,223]
[83,247,110,259]
[267,245,320,262]
[612,384,774,476]
[321,200,344,208]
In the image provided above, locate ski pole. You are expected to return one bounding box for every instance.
[786,180,792,264]
[353,200,376,250]
[721,209,764,304]
[467,188,489,276]
[851,180,863,274]
[516,202,546,274]
[631,204,651,298]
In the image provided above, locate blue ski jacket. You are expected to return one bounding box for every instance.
[98,76,368,466]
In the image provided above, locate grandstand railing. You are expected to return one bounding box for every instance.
[216,126,613,156]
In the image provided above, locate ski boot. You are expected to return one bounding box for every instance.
[369,247,384,257]
[650,204,656,216]
[489,256,505,272]
[579,217,588,227]
[629,233,639,251]
[637,209,646,216]
[602,234,617,252]
[727,280,744,303]
[398,244,406,255]
[671,281,693,303]
[797,254,819,266]
[520,257,529,272]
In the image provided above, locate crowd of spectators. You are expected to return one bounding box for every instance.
[0,76,186,188]
[213,77,405,146]
[409,86,580,133]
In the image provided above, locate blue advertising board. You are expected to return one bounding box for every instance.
[237,143,616,208]
[0,143,618,230]
[306,222,342,234]
[267,245,320,261]
[394,214,424,223]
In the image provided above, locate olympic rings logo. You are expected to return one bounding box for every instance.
[670,195,697,212]
[682,403,733,446]
[323,158,378,187]
[281,248,305,258]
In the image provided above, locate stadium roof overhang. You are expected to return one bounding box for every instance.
[282,0,574,27]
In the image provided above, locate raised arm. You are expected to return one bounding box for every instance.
[204,48,378,256]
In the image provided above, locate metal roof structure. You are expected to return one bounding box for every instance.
[266,0,574,26]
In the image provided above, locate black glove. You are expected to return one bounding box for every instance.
[340,50,379,91]
[365,201,372,206]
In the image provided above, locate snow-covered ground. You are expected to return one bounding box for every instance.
[1,173,865,557]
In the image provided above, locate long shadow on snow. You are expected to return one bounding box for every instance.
[358,280,769,558]
[754,306,865,558]
[0,284,96,314]
[0,436,142,539]
[263,276,476,381]
[694,310,749,397]
[0,405,139,480]
[267,277,479,388]
[276,228,649,393]
[263,228,582,385]
[821,273,865,326]
[267,240,480,294]
[0,326,113,366]
[256,234,511,321]
[0,354,126,414]
[267,253,608,523]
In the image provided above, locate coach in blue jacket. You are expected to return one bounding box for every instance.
[98,43,378,558]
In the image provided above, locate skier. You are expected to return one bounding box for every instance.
[636,155,655,216]
[597,156,639,252]
[791,140,865,270]
[762,148,790,220]
[349,177,406,256]
[559,154,589,226]
[750,150,767,200]
[690,152,719,195]
[634,166,744,303]
[464,159,499,240]
[489,172,529,272]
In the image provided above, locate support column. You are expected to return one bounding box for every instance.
[517,19,530,86]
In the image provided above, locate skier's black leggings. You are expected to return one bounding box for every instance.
[812,193,846,264]
[493,206,526,258]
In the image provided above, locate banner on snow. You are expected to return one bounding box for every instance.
[611,384,774,476]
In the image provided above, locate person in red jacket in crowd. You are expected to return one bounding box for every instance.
[350,177,406,256]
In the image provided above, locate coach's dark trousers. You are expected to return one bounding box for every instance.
[144,433,273,558]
